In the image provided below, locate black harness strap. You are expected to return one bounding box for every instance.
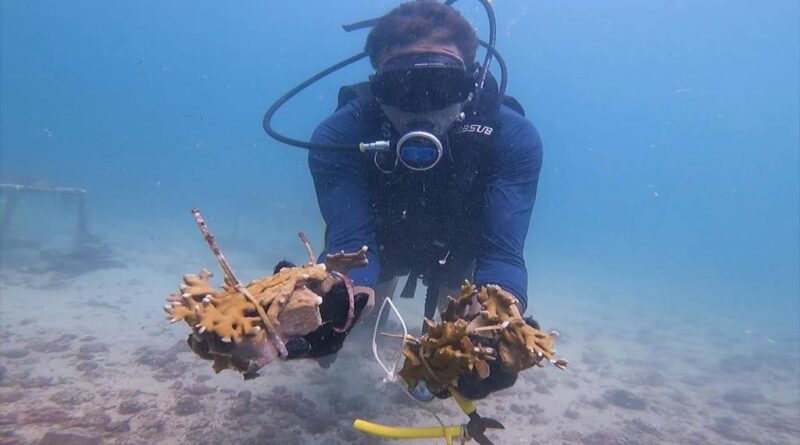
[422,275,440,334]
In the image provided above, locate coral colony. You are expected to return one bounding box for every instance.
[398,282,567,394]
[164,208,365,378]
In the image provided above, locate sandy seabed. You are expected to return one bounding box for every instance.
[0,235,798,445]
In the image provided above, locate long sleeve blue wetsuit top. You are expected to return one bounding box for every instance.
[308,97,542,313]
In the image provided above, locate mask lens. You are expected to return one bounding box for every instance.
[372,68,475,112]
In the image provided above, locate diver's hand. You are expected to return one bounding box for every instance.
[283,280,370,366]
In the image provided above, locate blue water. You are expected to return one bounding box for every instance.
[1,1,798,444]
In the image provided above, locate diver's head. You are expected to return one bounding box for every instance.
[365,1,478,70]
[366,1,478,118]
[366,2,479,170]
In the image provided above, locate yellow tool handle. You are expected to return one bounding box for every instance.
[353,419,463,445]
[448,387,477,415]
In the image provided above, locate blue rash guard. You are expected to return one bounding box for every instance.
[308,99,542,312]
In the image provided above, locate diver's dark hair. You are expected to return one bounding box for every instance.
[365,1,478,68]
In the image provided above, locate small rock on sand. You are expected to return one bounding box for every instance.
[603,388,647,410]
[174,397,203,416]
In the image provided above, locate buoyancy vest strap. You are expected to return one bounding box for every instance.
[400,273,418,299]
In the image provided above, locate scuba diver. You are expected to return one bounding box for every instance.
[264,0,543,401]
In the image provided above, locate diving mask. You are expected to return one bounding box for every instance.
[370,53,476,113]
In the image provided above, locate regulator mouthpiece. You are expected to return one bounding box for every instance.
[397,127,444,171]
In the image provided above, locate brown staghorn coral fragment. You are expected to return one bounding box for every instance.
[168,264,328,343]
[166,210,367,379]
[473,284,565,372]
[441,282,479,322]
[398,317,496,394]
[398,281,567,393]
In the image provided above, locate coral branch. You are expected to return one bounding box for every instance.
[298,232,316,265]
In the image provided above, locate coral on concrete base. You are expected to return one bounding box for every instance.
[163,208,368,379]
